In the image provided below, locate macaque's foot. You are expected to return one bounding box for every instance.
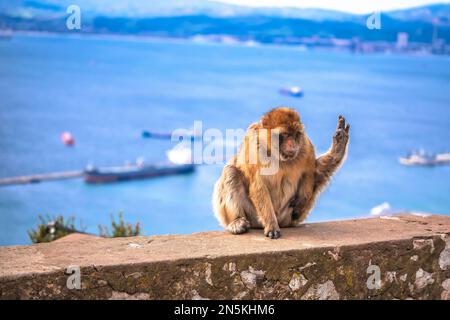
[290,210,307,227]
[227,217,250,235]
[290,211,301,225]
[264,226,281,239]
[333,115,350,154]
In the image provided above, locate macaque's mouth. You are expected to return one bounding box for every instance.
[280,150,298,160]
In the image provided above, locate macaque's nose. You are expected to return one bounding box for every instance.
[285,137,296,151]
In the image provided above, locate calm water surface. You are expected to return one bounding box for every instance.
[0,34,449,245]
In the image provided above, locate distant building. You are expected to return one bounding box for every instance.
[430,22,447,54]
[432,38,446,54]
[396,32,409,49]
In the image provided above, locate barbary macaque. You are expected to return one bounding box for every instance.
[213,107,349,239]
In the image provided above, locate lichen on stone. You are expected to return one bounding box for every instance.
[414,268,435,290]
[109,291,149,300]
[438,235,450,270]
[301,280,339,300]
[441,279,450,300]
[288,273,308,291]
[240,266,265,290]
[327,247,340,261]
[191,289,210,300]
[385,271,397,284]
[413,239,434,253]
[205,263,213,286]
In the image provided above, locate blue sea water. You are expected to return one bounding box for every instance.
[0,33,449,246]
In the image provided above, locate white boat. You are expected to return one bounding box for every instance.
[436,153,450,163]
[399,150,450,166]
[279,86,303,98]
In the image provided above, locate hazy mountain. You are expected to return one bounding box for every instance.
[2,0,449,24]
[1,1,449,45]
[388,3,450,24]
[0,0,359,20]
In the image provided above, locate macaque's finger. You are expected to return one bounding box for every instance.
[345,124,350,133]
[337,115,345,130]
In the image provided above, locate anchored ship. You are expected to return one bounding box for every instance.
[84,162,195,183]
[141,130,201,141]
[399,150,450,166]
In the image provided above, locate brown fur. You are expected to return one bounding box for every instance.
[213,107,349,239]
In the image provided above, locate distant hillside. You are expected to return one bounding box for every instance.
[388,3,450,23]
[3,1,450,22]
[85,15,446,44]
[0,0,358,20]
[1,1,450,44]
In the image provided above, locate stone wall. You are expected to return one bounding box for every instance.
[0,214,449,300]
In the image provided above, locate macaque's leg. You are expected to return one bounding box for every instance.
[213,165,252,235]
[314,115,350,192]
[290,172,315,226]
[248,176,281,239]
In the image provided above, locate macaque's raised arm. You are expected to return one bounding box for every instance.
[314,115,350,192]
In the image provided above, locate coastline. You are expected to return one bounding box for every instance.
[6,30,442,58]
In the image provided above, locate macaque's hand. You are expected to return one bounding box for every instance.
[332,115,350,155]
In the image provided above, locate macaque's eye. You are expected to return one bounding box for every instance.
[279,132,288,143]
[295,131,301,139]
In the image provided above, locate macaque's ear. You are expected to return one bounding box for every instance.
[260,109,278,127]
[248,122,262,130]
[260,115,268,128]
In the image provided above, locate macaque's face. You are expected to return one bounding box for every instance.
[278,126,302,161]
[260,107,304,162]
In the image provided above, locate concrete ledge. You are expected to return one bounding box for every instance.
[1,214,450,299]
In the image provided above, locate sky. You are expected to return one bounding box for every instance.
[215,0,450,14]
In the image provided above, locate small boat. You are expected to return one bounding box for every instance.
[399,150,450,166]
[279,86,304,98]
[84,162,195,184]
[0,29,12,40]
[141,130,201,141]
[141,130,172,139]
[61,132,75,146]
[166,146,193,165]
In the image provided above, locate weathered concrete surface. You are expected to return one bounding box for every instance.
[0,214,449,300]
